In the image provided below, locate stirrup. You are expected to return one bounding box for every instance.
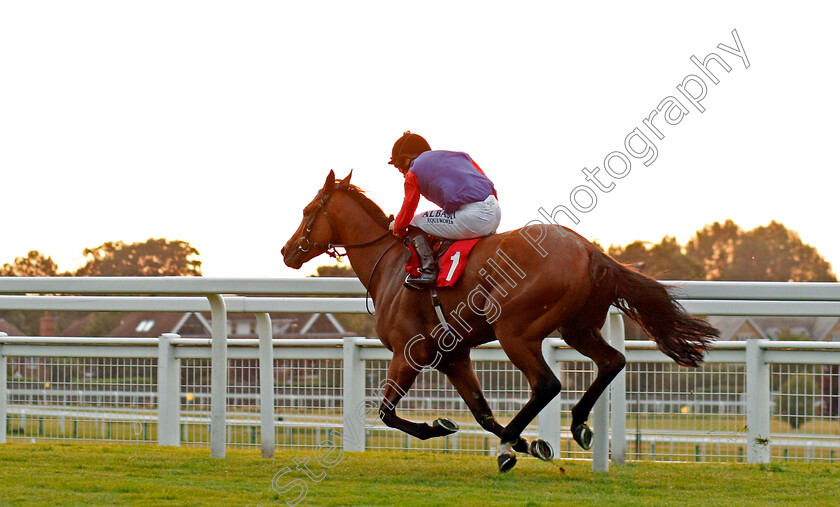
[404,272,436,290]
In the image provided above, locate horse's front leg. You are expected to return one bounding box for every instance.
[437,351,505,439]
[378,354,459,440]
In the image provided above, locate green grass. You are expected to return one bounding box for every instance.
[10,410,839,463]
[1,444,839,506]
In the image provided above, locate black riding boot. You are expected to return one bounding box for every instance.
[404,228,438,290]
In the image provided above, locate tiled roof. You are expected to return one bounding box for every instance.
[0,318,24,336]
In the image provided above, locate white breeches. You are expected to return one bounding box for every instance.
[410,195,501,239]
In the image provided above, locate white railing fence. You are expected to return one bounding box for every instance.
[1,278,840,472]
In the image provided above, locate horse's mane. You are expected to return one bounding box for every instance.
[336,183,391,229]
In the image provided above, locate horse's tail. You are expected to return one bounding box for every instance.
[588,249,718,367]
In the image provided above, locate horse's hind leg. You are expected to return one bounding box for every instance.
[562,326,626,450]
[377,355,459,441]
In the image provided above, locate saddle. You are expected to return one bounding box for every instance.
[404,236,483,288]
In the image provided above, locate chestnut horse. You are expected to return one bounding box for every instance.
[282,171,718,472]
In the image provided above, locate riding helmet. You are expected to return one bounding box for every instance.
[389,131,431,165]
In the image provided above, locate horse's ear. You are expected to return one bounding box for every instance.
[339,170,353,187]
[323,170,336,191]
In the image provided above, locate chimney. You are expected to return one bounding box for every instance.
[40,312,57,337]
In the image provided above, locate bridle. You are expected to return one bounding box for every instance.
[296,185,400,314]
[296,187,393,260]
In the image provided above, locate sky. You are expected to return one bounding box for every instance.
[2,2,838,278]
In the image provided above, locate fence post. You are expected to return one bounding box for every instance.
[208,294,228,458]
[608,310,627,466]
[0,333,7,444]
[538,339,561,455]
[342,336,365,452]
[157,333,181,446]
[592,317,611,472]
[256,313,275,458]
[746,339,771,463]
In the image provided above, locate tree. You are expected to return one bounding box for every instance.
[0,251,61,277]
[310,262,376,337]
[74,238,201,276]
[686,220,835,282]
[685,220,741,280]
[313,263,356,278]
[721,222,835,282]
[777,375,816,429]
[0,251,63,334]
[609,237,704,280]
[609,220,836,346]
[608,241,649,267]
[1,239,201,335]
[775,327,810,341]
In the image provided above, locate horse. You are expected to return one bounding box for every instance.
[281,170,718,472]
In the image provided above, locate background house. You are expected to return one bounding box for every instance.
[707,316,840,342]
[58,311,347,339]
[0,317,24,336]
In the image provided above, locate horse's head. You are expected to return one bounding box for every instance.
[282,170,353,269]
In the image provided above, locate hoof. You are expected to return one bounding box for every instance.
[572,423,593,450]
[529,439,554,461]
[433,418,459,435]
[497,452,517,473]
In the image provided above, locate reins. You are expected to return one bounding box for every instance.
[299,228,393,260]
[364,237,401,315]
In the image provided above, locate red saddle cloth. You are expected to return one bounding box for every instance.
[404,237,482,287]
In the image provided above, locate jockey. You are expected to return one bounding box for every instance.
[388,131,501,288]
